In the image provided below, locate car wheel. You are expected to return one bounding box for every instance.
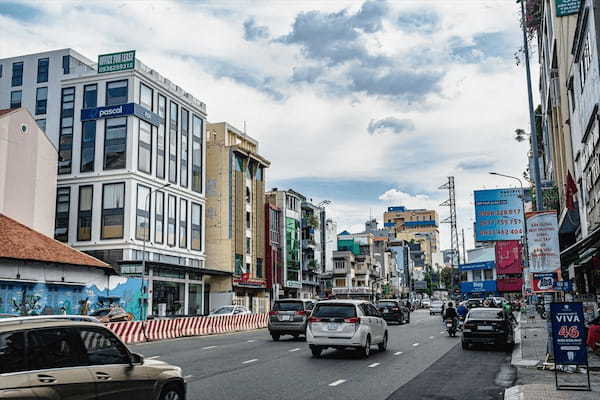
[310,345,322,358]
[160,384,184,400]
[461,341,470,350]
[398,317,404,325]
[378,332,388,352]
[362,335,371,358]
[271,333,280,341]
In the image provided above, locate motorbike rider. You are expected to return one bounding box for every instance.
[457,302,468,319]
[444,301,459,330]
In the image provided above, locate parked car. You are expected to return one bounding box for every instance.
[0,315,186,399]
[90,307,134,323]
[268,299,315,341]
[430,300,444,315]
[376,300,410,324]
[421,299,431,308]
[209,305,251,316]
[461,308,515,350]
[306,300,388,358]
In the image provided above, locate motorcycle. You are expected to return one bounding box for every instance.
[536,303,546,319]
[446,318,458,337]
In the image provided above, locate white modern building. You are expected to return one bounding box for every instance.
[0,49,213,317]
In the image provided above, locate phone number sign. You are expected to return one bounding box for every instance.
[550,302,588,365]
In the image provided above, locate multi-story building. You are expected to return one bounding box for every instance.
[332,231,379,299]
[265,202,282,302]
[266,188,303,297]
[0,49,211,318]
[300,200,322,298]
[389,240,413,297]
[319,218,337,297]
[205,122,270,312]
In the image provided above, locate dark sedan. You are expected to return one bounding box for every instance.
[461,308,514,350]
[376,300,410,324]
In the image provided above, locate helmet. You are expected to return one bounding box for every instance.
[448,302,453,307]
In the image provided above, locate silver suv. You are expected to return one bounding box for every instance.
[268,299,315,341]
[0,316,186,400]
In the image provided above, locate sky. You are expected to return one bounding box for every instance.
[0,0,536,251]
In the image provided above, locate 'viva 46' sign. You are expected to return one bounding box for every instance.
[550,302,588,365]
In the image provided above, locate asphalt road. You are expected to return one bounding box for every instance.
[131,310,514,400]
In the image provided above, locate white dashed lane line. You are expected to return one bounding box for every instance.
[147,356,160,360]
[202,346,217,350]
[368,363,380,368]
[412,343,420,347]
[289,348,301,352]
[242,359,258,364]
[329,379,347,387]
[394,351,403,355]
[247,340,256,343]
[429,336,435,339]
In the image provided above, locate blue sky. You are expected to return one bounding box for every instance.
[0,0,534,249]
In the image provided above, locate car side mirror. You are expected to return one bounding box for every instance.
[130,352,144,365]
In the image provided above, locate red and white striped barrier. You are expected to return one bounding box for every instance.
[107,313,269,344]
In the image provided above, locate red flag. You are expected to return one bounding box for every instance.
[565,171,577,210]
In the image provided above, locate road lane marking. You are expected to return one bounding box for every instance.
[329,379,346,387]
[289,348,301,352]
[147,356,160,360]
[413,343,420,347]
[394,351,403,355]
[429,336,435,339]
[368,363,380,368]
[242,358,258,364]
[202,346,217,350]
[247,340,256,343]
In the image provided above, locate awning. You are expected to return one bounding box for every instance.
[560,226,600,265]
[117,260,232,277]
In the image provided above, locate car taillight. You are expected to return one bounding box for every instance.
[296,310,306,315]
[269,311,278,316]
[392,307,399,311]
[308,317,321,323]
[344,317,360,324]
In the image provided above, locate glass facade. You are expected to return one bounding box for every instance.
[152,281,185,316]
[101,183,125,239]
[286,217,300,282]
[167,195,176,246]
[191,203,202,251]
[104,117,127,170]
[80,121,96,173]
[136,185,151,241]
[58,87,75,175]
[54,187,70,242]
[180,108,189,188]
[191,115,203,193]
[9,90,21,108]
[77,185,93,241]
[11,62,23,87]
[155,191,164,244]
[168,102,178,183]
[179,199,187,248]
[138,120,152,174]
[106,80,128,106]
[35,87,48,115]
[37,58,49,83]
[83,84,97,109]
[157,94,166,179]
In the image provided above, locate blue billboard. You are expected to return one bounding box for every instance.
[459,261,495,271]
[550,302,587,365]
[81,103,162,126]
[460,280,497,293]
[474,188,524,241]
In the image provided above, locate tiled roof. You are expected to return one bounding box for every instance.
[0,214,111,269]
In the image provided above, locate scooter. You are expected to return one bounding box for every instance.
[446,318,458,337]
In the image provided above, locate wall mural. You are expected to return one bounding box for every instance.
[0,276,145,320]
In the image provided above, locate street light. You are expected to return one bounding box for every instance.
[141,182,171,319]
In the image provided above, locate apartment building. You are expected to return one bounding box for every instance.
[300,200,322,298]
[205,122,270,312]
[0,49,211,318]
[332,231,379,299]
[318,218,337,297]
[265,202,283,302]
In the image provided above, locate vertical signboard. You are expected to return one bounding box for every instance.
[495,240,523,274]
[98,50,136,74]
[556,0,581,17]
[550,302,587,365]
[474,188,525,242]
[526,211,561,273]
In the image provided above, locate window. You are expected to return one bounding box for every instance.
[246,237,251,254]
[580,29,592,91]
[101,183,125,239]
[104,117,127,170]
[157,94,166,179]
[0,64,3,78]
[106,80,128,106]
[11,61,23,87]
[472,270,482,281]
[484,269,494,280]
[169,102,178,183]
[180,108,189,187]
[78,328,130,365]
[37,58,49,83]
[191,203,202,251]
[0,331,26,374]
[286,195,298,211]
[62,55,70,74]
[235,254,243,274]
[191,114,203,193]
[179,198,187,248]
[83,84,97,109]
[246,211,251,228]
[58,87,75,175]
[256,166,263,181]
[246,187,251,203]
[155,191,164,244]
[35,87,48,115]
[138,120,152,174]
[140,83,153,111]
[256,258,263,278]
[10,90,21,108]
[28,328,86,370]
[168,195,176,246]
[136,185,151,241]
[54,187,70,242]
[36,118,46,132]
[77,185,93,241]
[80,121,96,173]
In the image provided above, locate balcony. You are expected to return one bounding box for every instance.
[302,238,316,249]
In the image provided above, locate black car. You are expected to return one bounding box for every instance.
[465,298,484,309]
[376,300,410,325]
[461,308,514,350]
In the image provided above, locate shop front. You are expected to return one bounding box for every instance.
[233,276,269,313]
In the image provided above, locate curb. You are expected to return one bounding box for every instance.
[511,313,541,368]
[504,385,523,400]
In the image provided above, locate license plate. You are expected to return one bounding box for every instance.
[446,323,453,327]
[384,309,389,313]
[327,323,339,330]
[281,315,292,321]
[478,325,493,331]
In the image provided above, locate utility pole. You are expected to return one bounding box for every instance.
[461,228,466,264]
[440,177,459,293]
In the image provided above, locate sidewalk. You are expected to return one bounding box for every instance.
[505,312,600,399]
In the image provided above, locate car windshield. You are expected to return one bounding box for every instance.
[213,306,235,314]
[312,304,357,318]
[468,309,504,320]
[378,301,397,307]
[273,301,303,311]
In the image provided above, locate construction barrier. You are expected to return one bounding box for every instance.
[107,313,269,344]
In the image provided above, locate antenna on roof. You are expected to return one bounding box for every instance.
[243,120,247,135]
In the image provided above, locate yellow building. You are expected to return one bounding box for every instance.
[383,207,439,266]
[205,122,270,312]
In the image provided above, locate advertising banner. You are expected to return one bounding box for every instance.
[532,272,557,292]
[474,188,524,241]
[98,50,136,73]
[526,211,561,273]
[496,278,523,292]
[414,280,427,290]
[495,240,523,274]
[556,0,581,17]
[459,261,495,271]
[460,280,497,293]
[554,280,573,292]
[550,302,588,365]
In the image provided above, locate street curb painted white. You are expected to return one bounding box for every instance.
[511,313,540,368]
[504,385,523,400]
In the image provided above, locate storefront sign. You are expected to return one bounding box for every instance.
[460,280,497,293]
[532,272,557,292]
[233,278,265,288]
[550,302,587,365]
[495,240,523,274]
[81,103,162,126]
[459,261,495,271]
[556,0,580,17]
[526,211,561,273]
[332,287,372,295]
[98,50,136,73]
[286,280,302,289]
[475,188,524,241]
[496,277,523,292]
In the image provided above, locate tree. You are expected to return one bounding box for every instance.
[440,267,452,289]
